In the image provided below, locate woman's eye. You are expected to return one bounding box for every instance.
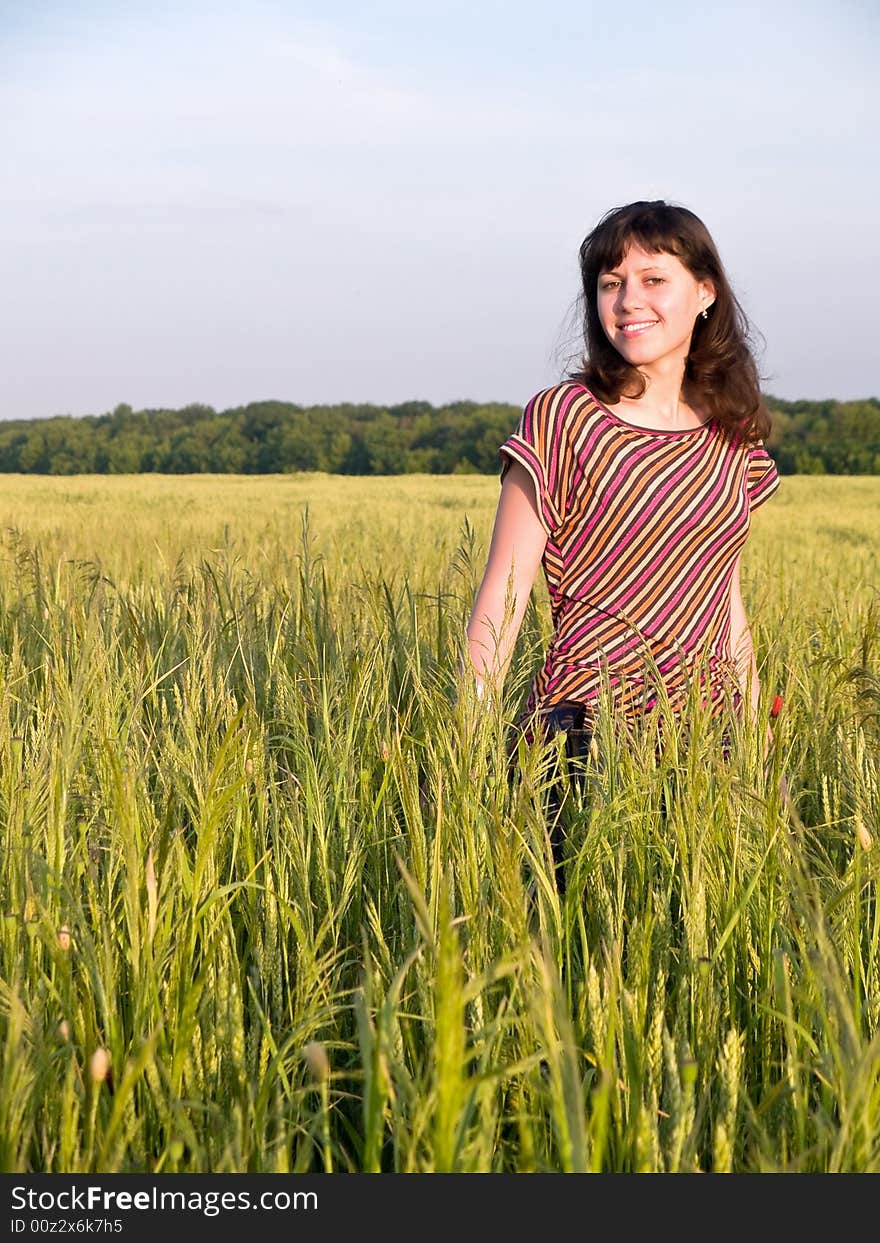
[601,280,620,290]
[645,277,664,285]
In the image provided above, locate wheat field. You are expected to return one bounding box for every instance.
[0,471,878,1172]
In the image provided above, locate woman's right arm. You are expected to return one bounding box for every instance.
[461,460,549,701]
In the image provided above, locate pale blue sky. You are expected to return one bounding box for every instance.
[1,0,877,420]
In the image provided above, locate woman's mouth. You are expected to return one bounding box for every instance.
[617,320,659,336]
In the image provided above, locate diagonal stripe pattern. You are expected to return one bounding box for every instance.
[499,382,780,742]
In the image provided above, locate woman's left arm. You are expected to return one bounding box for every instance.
[730,553,786,793]
[728,553,760,723]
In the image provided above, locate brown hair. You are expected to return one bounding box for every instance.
[569,200,771,443]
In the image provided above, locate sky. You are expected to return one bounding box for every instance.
[1,0,877,421]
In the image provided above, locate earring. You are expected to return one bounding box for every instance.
[701,307,709,320]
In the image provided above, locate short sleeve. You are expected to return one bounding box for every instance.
[746,443,780,512]
[499,387,571,536]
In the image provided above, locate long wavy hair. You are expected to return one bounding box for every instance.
[569,200,771,443]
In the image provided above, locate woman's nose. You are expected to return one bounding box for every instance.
[618,281,644,310]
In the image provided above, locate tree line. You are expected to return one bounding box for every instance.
[0,395,877,476]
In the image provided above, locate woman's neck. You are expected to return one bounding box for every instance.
[613,363,704,430]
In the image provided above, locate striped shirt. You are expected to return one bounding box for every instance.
[498,381,780,741]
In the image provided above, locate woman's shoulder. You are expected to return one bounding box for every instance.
[522,380,606,421]
[524,379,595,404]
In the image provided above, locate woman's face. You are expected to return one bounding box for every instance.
[597,243,715,374]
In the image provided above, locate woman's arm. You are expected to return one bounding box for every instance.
[729,553,761,722]
[730,553,786,794]
[461,460,549,701]
[730,554,775,765]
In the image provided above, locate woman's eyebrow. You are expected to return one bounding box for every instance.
[600,263,668,277]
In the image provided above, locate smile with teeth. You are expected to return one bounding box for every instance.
[618,320,659,336]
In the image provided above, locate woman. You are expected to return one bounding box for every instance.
[463,200,779,837]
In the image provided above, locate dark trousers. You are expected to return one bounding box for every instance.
[509,700,746,897]
[544,702,593,893]
[508,702,593,896]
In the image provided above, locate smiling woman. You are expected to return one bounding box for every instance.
[462,200,780,886]
[596,247,714,416]
[573,201,771,441]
